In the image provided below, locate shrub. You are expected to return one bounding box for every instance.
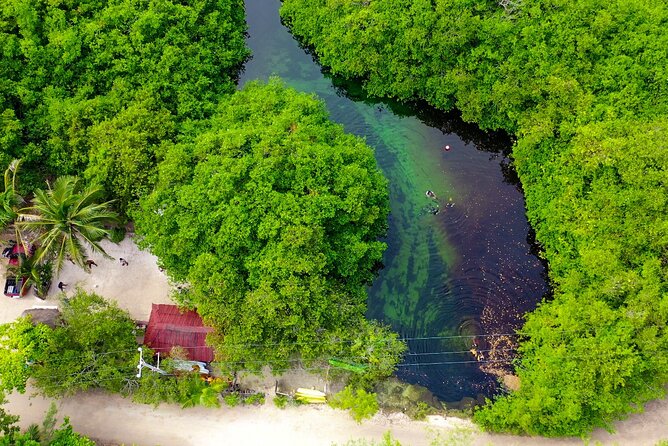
[109,226,126,244]
[329,385,379,423]
[274,395,288,409]
[244,393,265,406]
[409,401,434,421]
[223,393,241,407]
[132,373,181,406]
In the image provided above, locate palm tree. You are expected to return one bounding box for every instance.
[0,159,23,233]
[18,176,118,272]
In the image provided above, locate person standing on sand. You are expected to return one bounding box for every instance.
[57,282,67,291]
[85,259,98,268]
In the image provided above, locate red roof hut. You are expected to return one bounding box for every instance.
[144,304,215,362]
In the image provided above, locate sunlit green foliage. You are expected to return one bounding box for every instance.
[132,370,227,409]
[0,317,51,394]
[281,0,668,436]
[0,399,19,440]
[135,79,404,378]
[281,0,668,132]
[0,403,95,445]
[84,94,176,214]
[19,176,118,272]
[329,385,379,423]
[0,0,248,199]
[31,290,137,396]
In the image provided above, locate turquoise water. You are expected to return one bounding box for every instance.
[240,0,548,401]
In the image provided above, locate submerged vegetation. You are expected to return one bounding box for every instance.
[281,0,668,436]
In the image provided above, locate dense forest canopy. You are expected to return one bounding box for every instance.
[1,0,404,384]
[281,0,668,436]
[0,0,249,207]
[135,79,405,378]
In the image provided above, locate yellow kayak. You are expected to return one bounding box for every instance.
[295,388,327,403]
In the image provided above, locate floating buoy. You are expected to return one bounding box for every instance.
[444,145,451,151]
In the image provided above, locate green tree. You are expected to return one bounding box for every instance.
[324,320,406,387]
[31,290,137,396]
[281,0,668,436]
[136,79,396,374]
[0,398,20,439]
[0,317,51,394]
[18,177,118,272]
[0,160,22,232]
[84,95,176,215]
[0,0,249,194]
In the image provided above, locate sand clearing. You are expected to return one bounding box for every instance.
[1,236,667,445]
[0,235,173,323]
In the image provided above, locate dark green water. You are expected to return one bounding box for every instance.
[241,0,548,402]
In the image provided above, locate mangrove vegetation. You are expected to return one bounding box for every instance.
[281,0,668,436]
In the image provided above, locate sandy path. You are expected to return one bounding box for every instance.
[7,388,441,446]
[5,385,667,446]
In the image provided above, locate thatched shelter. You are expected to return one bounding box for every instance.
[20,308,61,328]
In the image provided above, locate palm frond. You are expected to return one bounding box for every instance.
[17,176,119,272]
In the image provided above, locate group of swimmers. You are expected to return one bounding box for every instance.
[423,190,454,216]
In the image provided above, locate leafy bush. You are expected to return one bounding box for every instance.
[329,385,379,423]
[0,317,52,394]
[244,393,265,406]
[223,393,241,407]
[178,375,224,408]
[29,290,137,396]
[273,395,289,409]
[132,372,225,409]
[132,373,181,407]
[410,401,434,421]
[0,403,95,445]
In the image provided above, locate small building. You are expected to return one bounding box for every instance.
[143,304,215,363]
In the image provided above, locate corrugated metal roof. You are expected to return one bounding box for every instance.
[144,304,215,363]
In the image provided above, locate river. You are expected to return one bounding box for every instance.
[240,0,548,403]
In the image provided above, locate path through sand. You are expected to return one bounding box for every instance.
[5,385,668,446]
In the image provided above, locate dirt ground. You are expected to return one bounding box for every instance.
[5,386,668,446]
[1,236,666,446]
[0,235,173,321]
